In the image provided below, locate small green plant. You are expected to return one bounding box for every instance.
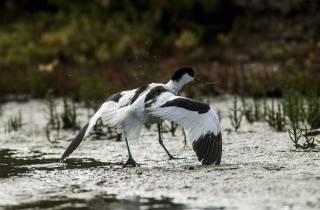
[6,111,23,133]
[282,90,305,125]
[45,90,60,129]
[262,98,268,121]
[44,90,61,142]
[45,123,60,143]
[169,122,178,137]
[288,123,303,148]
[182,127,187,148]
[61,98,79,130]
[229,96,243,131]
[266,101,286,131]
[44,92,79,142]
[253,99,263,121]
[274,104,286,131]
[288,125,317,149]
[302,127,316,149]
[0,103,3,117]
[163,122,179,137]
[305,92,320,129]
[241,98,254,124]
[266,100,276,127]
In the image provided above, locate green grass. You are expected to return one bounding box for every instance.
[288,125,317,149]
[0,103,3,117]
[5,111,23,133]
[229,96,243,131]
[282,90,305,126]
[305,92,320,129]
[265,101,286,132]
[1,2,320,99]
[61,98,79,130]
[241,98,254,124]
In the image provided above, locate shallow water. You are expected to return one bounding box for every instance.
[0,149,116,178]
[0,148,187,210]
[4,194,185,210]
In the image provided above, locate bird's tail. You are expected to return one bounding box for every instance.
[60,105,107,162]
[60,123,89,162]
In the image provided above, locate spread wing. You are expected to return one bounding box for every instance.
[147,91,222,165]
[60,100,118,161]
[60,88,145,161]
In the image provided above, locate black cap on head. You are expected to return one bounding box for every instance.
[171,67,194,81]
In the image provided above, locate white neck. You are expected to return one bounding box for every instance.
[164,74,193,95]
[165,80,184,95]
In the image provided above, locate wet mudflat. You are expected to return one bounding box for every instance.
[4,194,184,210]
[0,99,319,210]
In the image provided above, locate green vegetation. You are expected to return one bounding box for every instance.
[301,127,316,149]
[241,98,254,124]
[235,97,290,132]
[288,123,302,148]
[282,90,305,126]
[265,101,286,132]
[280,90,320,130]
[0,103,3,117]
[231,89,319,148]
[305,92,320,129]
[5,112,23,133]
[0,0,225,99]
[61,98,78,130]
[44,90,79,142]
[288,125,316,149]
[0,1,320,99]
[240,98,264,124]
[45,90,60,130]
[169,123,179,137]
[272,104,286,132]
[229,96,243,131]
[182,128,187,148]
[91,119,121,141]
[253,100,263,122]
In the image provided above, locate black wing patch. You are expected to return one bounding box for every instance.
[60,123,89,161]
[130,84,149,105]
[106,92,122,103]
[192,132,222,165]
[144,86,168,108]
[160,98,210,114]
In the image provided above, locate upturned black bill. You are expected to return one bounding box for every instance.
[194,78,218,85]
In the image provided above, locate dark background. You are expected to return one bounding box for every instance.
[0,0,319,101]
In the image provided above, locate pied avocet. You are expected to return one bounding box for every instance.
[61,67,222,166]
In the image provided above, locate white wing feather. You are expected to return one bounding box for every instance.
[146,91,222,165]
[147,92,220,141]
[60,90,137,161]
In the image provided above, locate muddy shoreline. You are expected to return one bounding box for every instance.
[0,99,319,210]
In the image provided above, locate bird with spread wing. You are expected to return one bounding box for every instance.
[60,67,222,166]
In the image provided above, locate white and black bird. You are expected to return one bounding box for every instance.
[61,67,222,166]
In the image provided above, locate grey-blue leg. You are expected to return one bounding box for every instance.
[123,136,139,167]
[157,123,176,160]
